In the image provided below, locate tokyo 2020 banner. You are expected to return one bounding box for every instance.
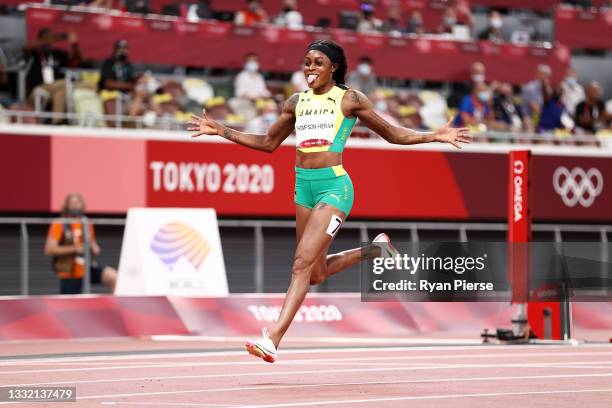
[1,130,611,221]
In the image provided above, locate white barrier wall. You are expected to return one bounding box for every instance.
[116,208,229,296]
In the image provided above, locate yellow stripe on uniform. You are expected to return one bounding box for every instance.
[332,165,346,177]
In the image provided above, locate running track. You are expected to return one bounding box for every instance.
[0,338,611,407]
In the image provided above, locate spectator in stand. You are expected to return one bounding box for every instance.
[574,81,606,134]
[51,0,113,7]
[231,53,271,120]
[357,2,383,33]
[453,81,493,128]
[346,56,377,98]
[522,64,552,124]
[23,28,82,125]
[205,96,239,122]
[453,0,475,30]
[538,86,571,135]
[563,0,593,8]
[438,1,474,35]
[45,193,118,295]
[395,91,426,130]
[275,0,303,29]
[560,67,585,116]
[0,62,11,108]
[478,10,504,42]
[382,4,405,35]
[234,53,271,100]
[245,99,279,134]
[123,0,151,14]
[406,11,425,35]
[492,82,526,132]
[125,76,152,123]
[371,90,400,127]
[448,61,486,109]
[187,0,215,21]
[99,40,135,124]
[234,0,269,26]
[438,6,457,34]
[81,0,113,7]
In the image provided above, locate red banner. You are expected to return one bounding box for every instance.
[146,140,296,216]
[25,6,569,84]
[532,154,611,222]
[171,294,421,337]
[0,134,50,212]
[2,129,612,222]
[0,296,188,340]
[555,7,612,50]
[145,140,508,219]
[0,295,609,341]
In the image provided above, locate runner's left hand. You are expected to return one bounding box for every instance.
[434,119,472,149]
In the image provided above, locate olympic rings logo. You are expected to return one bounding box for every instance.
[553,167,603,208]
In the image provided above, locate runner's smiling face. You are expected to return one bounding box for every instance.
[303,50,337,90]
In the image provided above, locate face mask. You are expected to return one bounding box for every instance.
[444,16,456,26]
[357,63,371,76]
[245,61,259,73]
[490,18,502,29]
[117,52,128,62]
[477,91,490,102]
[248,3,259,12]
[565,77,577,86]
[374,100,388,112]
[264,112,277,122]
[472,74,485,84]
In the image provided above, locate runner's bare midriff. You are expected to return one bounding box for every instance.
[296,151,341,169]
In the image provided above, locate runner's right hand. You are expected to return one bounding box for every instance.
[187,109,221,138]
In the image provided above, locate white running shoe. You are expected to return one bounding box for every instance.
[245,328,277,363]
[372,233,399,259]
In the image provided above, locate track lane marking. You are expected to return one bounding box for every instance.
[1,344,610,365]
[2,362,612,388]
[62,375,612,401]
[1,351,611,374]
[234,388,612,408]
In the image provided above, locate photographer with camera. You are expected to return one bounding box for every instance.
[45,193,117,295]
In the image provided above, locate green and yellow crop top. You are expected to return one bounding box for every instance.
[294,86,357,153]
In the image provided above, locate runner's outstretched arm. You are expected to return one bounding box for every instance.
[187,94,299,153]
[344,89,472,149]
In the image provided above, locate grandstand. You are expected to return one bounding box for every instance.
[0,1,611,406]
[0,1,609,141]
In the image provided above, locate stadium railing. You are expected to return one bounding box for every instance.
[0,216,610,296]
[1,113,608,146]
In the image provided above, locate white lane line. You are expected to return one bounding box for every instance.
[1,351,611,375]
[151,335,482,345]
[234,388,612,408]
[1,343,609,365]
[101,403,235,407]
[63,374,612,401]
[3,361,612,388]
[3,348,612,367]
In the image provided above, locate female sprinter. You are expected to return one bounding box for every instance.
[188,40,471,363]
